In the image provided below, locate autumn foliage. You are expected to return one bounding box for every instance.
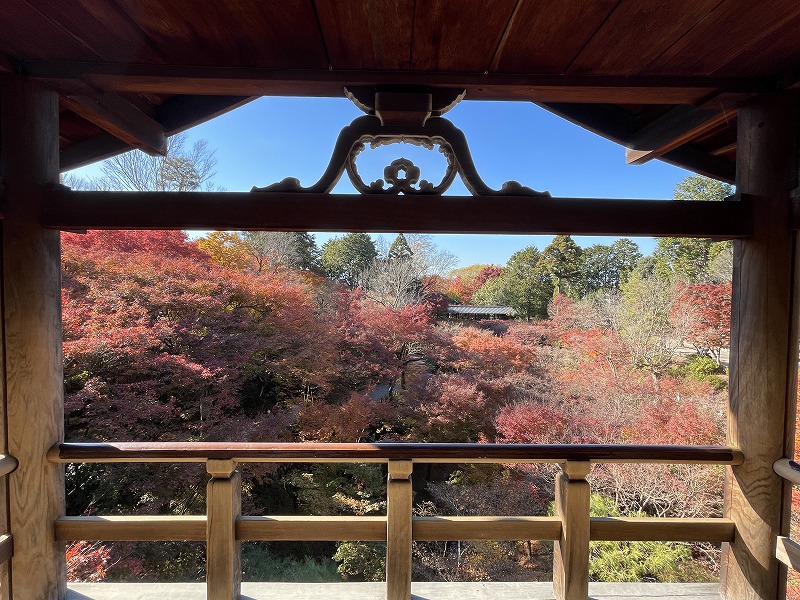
[62,230,731,584]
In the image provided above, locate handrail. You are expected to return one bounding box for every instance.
[773,457,800,485]
[53,442,740,600]
[0,454,18,477]
[49,442,744,465]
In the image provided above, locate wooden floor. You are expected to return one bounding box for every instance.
[68,581,722,599]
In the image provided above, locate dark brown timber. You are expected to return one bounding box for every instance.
[41,189,752,238]
[51,442,745,465]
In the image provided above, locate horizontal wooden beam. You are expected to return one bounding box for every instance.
[50,442,746,465]
[237,516,386,541]
[19,61,777,104]
[0,454,18,477]
[42,189,752,238]
[590,517,735,542]
[55,516,207,541]
[413,516,561,541]
[0,535,12,565]
[627,106,734,165]
[776,536,800,570]
[60,93,167,156]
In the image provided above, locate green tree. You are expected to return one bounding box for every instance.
[503,246,554,320]
[581,239,642,296]
[541,235,583,297]
[651,176,734,282]
[321,233,378,288]
[387,233,413,262]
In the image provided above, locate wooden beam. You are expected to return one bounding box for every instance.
[590,517,735,542]
[55,516,207,541]
[237,516,387,541]
[626,106,733,165]
[60,94,252,171]
[659,143,737,183]
[18,61,777,104]
[1,75,65,599]
[41,189,753,238]
[50,442,747,465]
[722,93,800,600]
[413,516,561,541]
[776,536,800,571]
[60,92,166,156]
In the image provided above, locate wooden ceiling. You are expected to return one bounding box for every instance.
[2,0,799,179]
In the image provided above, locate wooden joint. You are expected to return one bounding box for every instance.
[560,460,591,480]
[207,458,237,478]
[388,460,413,481]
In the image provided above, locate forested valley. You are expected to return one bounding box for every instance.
[63,146,742,585]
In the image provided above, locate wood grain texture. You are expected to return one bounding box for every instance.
[494,0,617,73]
[111,0,327,69]
[644,0,800,76]
[314,0,414,70]
[55,516,207,541]
[568,0,722,75]
[590,518,735,542]
[42,189,752,239]
[237,516,387,541]
[723,93,800,600]
[413,516,561,541]
[1,76,66,600]
[553,472,589,600]
[50,442,746,465]
[206,469,241,600]
[386,461,412,600]
[410,0,517,71]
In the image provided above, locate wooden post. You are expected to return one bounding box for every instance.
[206,459,241,600]
[722,92,800,600]
[553,460,590,600]
[0,76,66,598]
[386,460,412,600]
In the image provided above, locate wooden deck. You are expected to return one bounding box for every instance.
[68,582,722,600]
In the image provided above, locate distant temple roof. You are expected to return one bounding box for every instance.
[445,305,517,319]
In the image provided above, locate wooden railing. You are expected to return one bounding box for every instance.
[0,454,18,568]
[773,458,800,573]
[50,442,743,600]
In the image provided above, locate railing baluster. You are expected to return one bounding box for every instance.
[386,460,413,600]
[206,458,241,600]
[553,460,590,600]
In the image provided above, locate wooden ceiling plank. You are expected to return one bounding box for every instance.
[568,0,723,75]
[653,144,736,182]
[41,189,752,239]
[409,0,517,71]
[315,0,415,70]
[59,93,166,156]
[644,0,800,76]
[493,0,619,73]
[108,0,328,69]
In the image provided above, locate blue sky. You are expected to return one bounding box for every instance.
[70,96,694,268]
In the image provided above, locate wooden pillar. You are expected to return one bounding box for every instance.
[206,459,241,600]
[386,460,412,600]
[553,461,590,600]
[0,76,66,598]
[722,92,800,600]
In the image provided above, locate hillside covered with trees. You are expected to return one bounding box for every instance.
[62,176,737,584]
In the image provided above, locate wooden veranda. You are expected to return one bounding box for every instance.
[1,1,800,599]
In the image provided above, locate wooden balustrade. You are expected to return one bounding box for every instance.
[51,442,742,600]
[773,459,800,575]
